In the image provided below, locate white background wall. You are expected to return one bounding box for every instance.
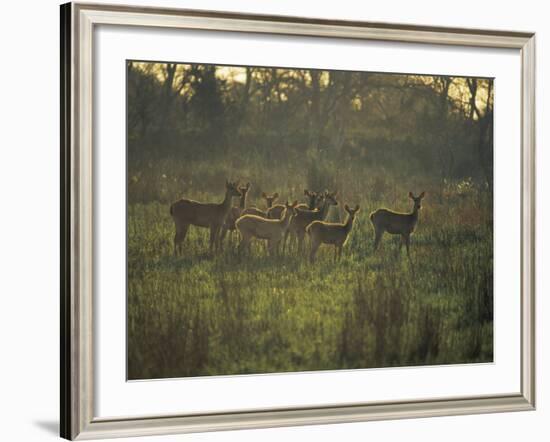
[0,0,546,441]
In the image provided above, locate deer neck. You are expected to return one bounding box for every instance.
[239,192,247,209]
[281,209,293,228]
[222,190,234,213]
[410,205,420,224]
[344,214,355,234]
[319,200,332,220]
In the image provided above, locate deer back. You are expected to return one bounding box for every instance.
[236,214,286,241]
[371,208,416,235]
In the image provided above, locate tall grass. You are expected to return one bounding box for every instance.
[127,158,493,379]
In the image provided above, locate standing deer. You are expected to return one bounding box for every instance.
[236,201,299,256]
[170,180,241,256]
[267,189,320,219]
[370,191,426,257]
[220,182,251,245]
[284,191,338,253]
[300,189,323,210]
[240,191,279,219]
[307,204,360,263]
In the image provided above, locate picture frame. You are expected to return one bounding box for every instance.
[60,2,536,440]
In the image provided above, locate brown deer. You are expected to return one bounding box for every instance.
[370,191,426,257]
[300,189,323,210]
[170,180,241,256]
[284,191,338,253]
[307,204,360,263]
[220,182,251,245]
[236,201,299,256]
[240,191,278,218]
[267,189,320,219]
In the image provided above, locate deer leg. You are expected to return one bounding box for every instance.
[216,225,224,252]
[238,235,249,255]
[219,226,228,249]
[398,235,405,255]
[373,229,383,252]
[309,240,320,264]
[297,232,305,255]
[173,232,179,257]
[273,238,282,257]
[173,224,180,256]
[404,235,416,275]
[282,230,289,254]
[174,224,189,257]
[209,226,219,253]
[338,245,343,260]
[269,239,280,257]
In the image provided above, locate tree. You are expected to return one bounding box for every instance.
[467,78,494,187]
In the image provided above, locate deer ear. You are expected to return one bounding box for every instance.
[246,182,250,189]
[344,204,350,211]
[408,191,414,199]
[304,189,309,196]
[293,200,298,207]
[355,204,360,212]
[420,191,426,198]
[273,192,279,199]
[261,192,267,198]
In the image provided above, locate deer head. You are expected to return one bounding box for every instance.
[226,180,242,197]
[408,191,426,211]
[261,192,279,208]
[324,190,338,207]
[344,204,360,219]
[304,189,320,209]
[239,182,251,196]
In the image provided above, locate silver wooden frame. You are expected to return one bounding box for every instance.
[60,2,536,440]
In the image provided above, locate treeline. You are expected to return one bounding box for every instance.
[127,61,493,188]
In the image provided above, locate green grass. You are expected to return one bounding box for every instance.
[127,184,493,380]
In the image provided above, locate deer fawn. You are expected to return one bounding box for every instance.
[220,182,251,245]
[236,201,299,256]
[307,204,360,263]
[267,189,320,219]
[170,180,241,256]
[370,191,426,257]
[284,191,338,253]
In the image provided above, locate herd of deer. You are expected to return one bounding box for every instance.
[169,180,425,263]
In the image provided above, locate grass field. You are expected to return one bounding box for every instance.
[127,160,493,380]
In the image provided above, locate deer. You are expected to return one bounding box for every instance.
[220,182,251,245]
[236,201,299,256]
[267,189,320,219]
[300,190,324,210]
[370,191,426,258]
[307,204,360,263]
[284,191,338,253]
[169,180,241,256]
[240,191,278,218]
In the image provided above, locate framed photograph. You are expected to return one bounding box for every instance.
[60,2,535,440]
